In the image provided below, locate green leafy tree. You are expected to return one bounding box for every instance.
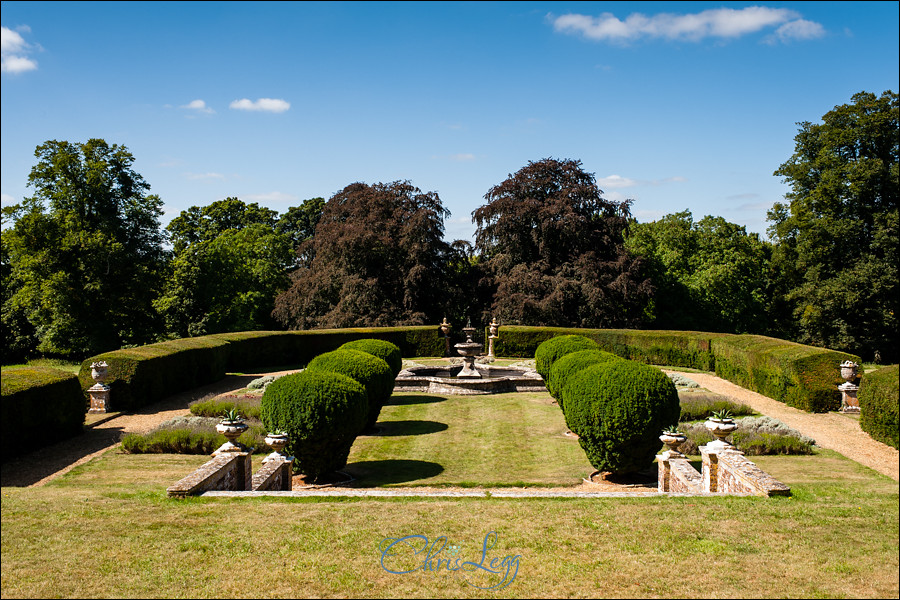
[472,158,652,327]
[625,210,772,333]
[768,91,898,361]
[275,197,325,264]
[272,181,457,328]
[2,139,167,359]
[155,198,293,337]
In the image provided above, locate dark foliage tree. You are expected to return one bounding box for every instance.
[156,198,293,337]
[472,158,653,328]
[768,91,898,361]
[2,139,167,359]
[625,210,773,334]
[272,181,457,329]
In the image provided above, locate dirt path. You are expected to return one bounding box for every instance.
[3,369,897,487]
[668,371,899,481]
[0,371,297,488]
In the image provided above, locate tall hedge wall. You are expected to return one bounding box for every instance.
[495,326,858,413]
[1,366,85,461]
[77,326,442,411]
[859,365,899,449]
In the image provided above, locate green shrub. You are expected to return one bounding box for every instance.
[677,392,755,422]
[547,349,620,410]
[1,366,85,461]
[339,339,403,377]
[189,395,262,420]
[859,365,899,449]
[260,370,367,481]
[564,360,680,474]
[534,335,600,381]
[305,349,394,430]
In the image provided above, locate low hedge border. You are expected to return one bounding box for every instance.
[77,327,442,412]
[859,365,899,449]
[497,326,859,413]
[1,366,85,461]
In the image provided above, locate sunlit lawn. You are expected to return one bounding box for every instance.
[1,388,898,598]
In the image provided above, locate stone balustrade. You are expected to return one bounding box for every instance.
[658,444,790,497]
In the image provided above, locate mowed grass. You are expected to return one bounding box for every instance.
[344,392,592,486]
[1,388,898,598]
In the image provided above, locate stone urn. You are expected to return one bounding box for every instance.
[659,431,687,456]
[840,360,859,382]
[215,412,248,454]
[90,361,109,384]
[705,415,737,451]
[263,432,289,463]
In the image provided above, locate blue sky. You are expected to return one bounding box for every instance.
[2,1,898,243]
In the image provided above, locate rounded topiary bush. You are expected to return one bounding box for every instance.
[305,348,394,430]
[534,335,600,381]
[260,369,367,481]
[547,349,621,409]
[339,338,403,377]
[563,359,680,475]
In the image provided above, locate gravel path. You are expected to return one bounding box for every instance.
[2,369,896,488]
[668,370,899,481]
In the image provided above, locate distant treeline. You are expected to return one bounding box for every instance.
[2,91,896,363]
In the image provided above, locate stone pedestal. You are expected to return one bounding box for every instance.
[87,384,110,413]
[839,382,860,413]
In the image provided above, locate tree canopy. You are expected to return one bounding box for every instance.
[768,90,898,361]
[472,158,652,328]
[155,198,294,338]
[625,210,772,334]
[2,139,167,359]
[272,181,457,329]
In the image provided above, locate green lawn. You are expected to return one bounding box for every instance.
[344,392,592,487]
[2,388,898,598]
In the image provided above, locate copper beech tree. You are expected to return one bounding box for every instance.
[472,158,652,328]
[273,181,458,329]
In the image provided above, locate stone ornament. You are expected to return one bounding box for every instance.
[214,415,249,454]
[705,416,738,451]
[263,432,290,463]
[87,361,111,414]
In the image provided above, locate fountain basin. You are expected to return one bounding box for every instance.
[395,364,546,396]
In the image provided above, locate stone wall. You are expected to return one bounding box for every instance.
[167,452,252,498]
[700,447,791,497]
[251,458,293,492]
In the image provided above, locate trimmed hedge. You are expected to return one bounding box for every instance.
[859,365,899,449]
[76,336,231,411]
[500,326,857,413]
[498,326,719,371]
[711,335,858,412]
[1,366,85,461]
[76,326,440,412]
[563,359,680,475]
[547,349,621,409]
[305,348,394,429]
[339,339,403,377]
[260,370,368,481]
[534,335,600,381]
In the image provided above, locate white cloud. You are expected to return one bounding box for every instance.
[180,99,214,114]
[229,98,291,113]
[1,26,38,73]
[551,7,824,44]
[449,153,476,162]
[597,175,637,189]
[1,192,17,206]
[771,19,826,43]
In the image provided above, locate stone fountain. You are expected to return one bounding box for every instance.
[454,319,483,378]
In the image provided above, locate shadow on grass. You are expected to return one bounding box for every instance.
[384,394,446,406]
[343,459,445,486]
[371,420,449,436]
